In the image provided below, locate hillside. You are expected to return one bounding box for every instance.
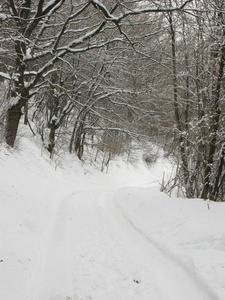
[0,135,225,300]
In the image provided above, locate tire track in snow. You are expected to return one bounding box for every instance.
[30,194,74,300]
[28,188,220,300]
[68,190,167,300]
[104,191,220,300]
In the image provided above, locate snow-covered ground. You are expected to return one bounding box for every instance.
[0,133,225,300]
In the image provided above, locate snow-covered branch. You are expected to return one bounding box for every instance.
[0,72,11,80]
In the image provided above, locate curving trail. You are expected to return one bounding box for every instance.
[29,188,218,300]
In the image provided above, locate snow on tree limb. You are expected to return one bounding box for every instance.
[89,0,194,23]
[0,72,11,80]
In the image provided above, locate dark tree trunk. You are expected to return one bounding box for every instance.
[211,144,225,201]
[74,123,85,160]
[47,122,57,154]
[24,102,29,125]
[5,89,28,147]
[201,44,224,200]
[5,105,23,148]
[169,13,191,196]
[69,107,88,158]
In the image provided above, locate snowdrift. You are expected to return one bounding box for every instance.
[0,135,225,300]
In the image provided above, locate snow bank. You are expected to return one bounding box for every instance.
[116,187,225,299]
[0,133,224,300]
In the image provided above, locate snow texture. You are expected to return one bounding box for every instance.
[0,13,7,20]
[0,126,225,300]
[0,72,10,80]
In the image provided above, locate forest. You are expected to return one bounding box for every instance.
[0,0,224,201]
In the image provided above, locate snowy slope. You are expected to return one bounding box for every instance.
[0,135,225,300]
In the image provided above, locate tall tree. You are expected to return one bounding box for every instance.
[159,0,224,201]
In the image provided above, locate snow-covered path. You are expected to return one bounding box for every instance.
[31,194,74,300]
[29,189,219,300]
[1,139,225,300]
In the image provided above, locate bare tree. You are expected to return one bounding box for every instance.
[159,0,224,201]
[0,0,193,147]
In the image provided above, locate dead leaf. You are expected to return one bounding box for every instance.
[133,279,140,284]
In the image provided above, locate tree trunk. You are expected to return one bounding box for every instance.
[5,87,29,147]
[201,44,224,200]
[169,13,190,196]
[24,102,29,125]
[211,144,225,201]
[74,122,85,160]
[5,105,23,147]
[47,123,56,154]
